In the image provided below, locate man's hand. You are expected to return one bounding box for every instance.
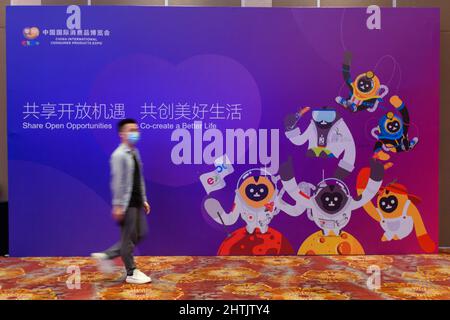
[143,201,151,215]
[112,206,125,222]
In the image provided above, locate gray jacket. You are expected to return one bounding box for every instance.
[110,143,147,208]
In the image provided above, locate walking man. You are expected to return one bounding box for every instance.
[92,118,152,284]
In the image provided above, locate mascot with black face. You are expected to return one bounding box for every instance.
[335,51,389,113]
[356,167,436,253]
[203,168,314,255]
[279,157,384,237]
[276,157,384,255]
[372,95,419,162]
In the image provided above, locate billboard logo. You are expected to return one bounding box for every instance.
[200,171,226,194]
[22,27,40,46]
[214,155,234,178]
[216,164,226,173]
[207,175,220,186]
[200,155,234,194]
[23,27,39,40]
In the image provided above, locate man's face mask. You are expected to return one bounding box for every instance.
[127,131,141,145]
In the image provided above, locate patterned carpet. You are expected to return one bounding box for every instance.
[0,255,449,300]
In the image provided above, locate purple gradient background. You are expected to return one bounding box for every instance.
[6,6,439,256]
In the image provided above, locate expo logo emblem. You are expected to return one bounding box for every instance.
[207,163,230,185]
[206,174,221,186]
[21,27,40,47]
[206,163,230,185]
[199,155,234,194]
[215,163,229,174]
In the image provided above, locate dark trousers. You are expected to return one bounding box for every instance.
[104,207,148,275]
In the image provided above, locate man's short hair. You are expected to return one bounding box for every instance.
[117,118,137,132]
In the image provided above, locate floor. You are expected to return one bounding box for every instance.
[0,254,449,300]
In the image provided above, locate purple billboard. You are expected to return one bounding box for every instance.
[7,5,439,256]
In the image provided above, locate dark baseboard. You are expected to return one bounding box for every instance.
[0,202,8,256]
